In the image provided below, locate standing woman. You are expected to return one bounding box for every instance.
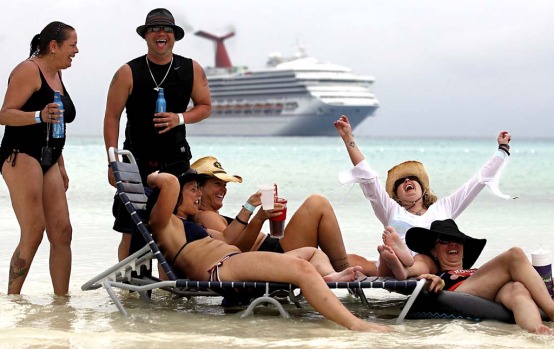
[0,21,78,295]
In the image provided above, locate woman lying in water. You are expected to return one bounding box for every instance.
[405,219,554,335]
[144,169,391,332]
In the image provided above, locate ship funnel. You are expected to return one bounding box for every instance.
[195,30,235,68]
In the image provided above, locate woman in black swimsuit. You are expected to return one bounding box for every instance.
[406,219,554,335]
[145,169,391,332]
[0,21,78,296]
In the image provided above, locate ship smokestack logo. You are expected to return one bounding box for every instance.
[195,31,235,68]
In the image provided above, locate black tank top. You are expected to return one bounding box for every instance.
[124,54,194,166]
[0,63,76,164]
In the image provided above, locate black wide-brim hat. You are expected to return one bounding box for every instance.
[136,8,185,41]
[405,219,487,269]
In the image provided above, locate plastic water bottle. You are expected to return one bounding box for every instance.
[52,91,65,138]
[156,88,166,113]
[531,249,554,298]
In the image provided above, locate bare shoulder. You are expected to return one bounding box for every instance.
[10,60,40,81]
[195,210,227,227]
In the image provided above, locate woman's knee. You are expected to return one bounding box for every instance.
[290,257,319,277]
[303,194,329,208]
[507,246,527,264]
[498,281,531,305]
[47,222,73,245]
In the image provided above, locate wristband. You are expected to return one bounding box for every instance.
[498,145,510,156]
[243,202,256,213]
[35,111,42,124]
[178,113,185,125]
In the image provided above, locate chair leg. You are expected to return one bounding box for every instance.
[240,296,291,319]
[396,278,426,324]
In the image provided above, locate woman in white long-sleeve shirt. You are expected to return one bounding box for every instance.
[334,115,512,279]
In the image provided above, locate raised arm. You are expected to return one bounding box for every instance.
[146,172,180,231]
[334,114,365,166]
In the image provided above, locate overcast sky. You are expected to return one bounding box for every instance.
[1,0,552,139]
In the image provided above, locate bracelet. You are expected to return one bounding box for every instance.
[243,202,256,213]
[178,113,185,125]
[498,145,510,156]
[35,111,42,124]
[235,215,248,225]
[108,163,111,167]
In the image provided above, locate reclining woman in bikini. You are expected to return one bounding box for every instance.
[145,169,392,332]
[190,155,364,272]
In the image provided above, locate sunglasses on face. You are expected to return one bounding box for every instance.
[394,176,420,192]
[435,236,465,245]
[147,26,174,33]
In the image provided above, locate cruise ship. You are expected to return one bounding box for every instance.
[186,31,379,137]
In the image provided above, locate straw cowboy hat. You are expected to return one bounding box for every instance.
[191,156,242,183]
[385,160,431,198]
[406,219,487,269]
[136,8,185,41]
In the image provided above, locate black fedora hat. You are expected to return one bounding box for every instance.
[405,219,487,269]
[136,8,185,41]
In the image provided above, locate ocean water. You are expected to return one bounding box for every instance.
[0,135,553,348]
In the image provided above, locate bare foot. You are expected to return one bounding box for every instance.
[382,226,414,267]
[535,325,554,335]
[379,245,409,280]
[324,266,365,282]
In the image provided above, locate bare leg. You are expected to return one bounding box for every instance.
[456,247,554,322]
[43,165,72,296]
[348,254,378,276]
[118,233,132,261]
[220,251,392,332]
[382,226,414,267]
[2,155,46,294]
[285,247,367,281]
[280,195,351,271]
[495,281,554,335]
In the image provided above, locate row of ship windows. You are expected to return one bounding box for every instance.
[211,102,299,115]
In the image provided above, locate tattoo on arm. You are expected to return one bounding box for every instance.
[201,69,208,87]
[109,71,119,89]
[347,141,356,148]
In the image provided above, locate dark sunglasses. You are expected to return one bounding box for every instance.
[435,235,465,245]
[147,26,174,33]
[393,176,421,192]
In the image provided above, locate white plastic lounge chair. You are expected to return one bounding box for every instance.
[82,147,425,322]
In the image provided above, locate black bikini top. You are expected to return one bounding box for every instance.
[171,218,210,266]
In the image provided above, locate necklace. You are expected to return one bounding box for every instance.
[406,206,426,216]
[146,55,173,91]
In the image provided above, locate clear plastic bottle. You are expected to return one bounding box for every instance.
[156,88,166,113]
[52,91,65,138]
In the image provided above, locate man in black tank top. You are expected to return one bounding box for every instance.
[103,8,211,261]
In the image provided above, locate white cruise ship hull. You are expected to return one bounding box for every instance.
[187,54,379,137]
[186,103,376,136]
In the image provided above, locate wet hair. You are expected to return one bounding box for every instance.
[29,21,75,58]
